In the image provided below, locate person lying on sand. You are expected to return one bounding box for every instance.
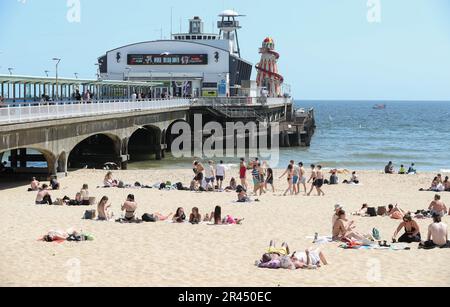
[428,194,448,217]
[173,207,186,223]
[419,214,449,249]
[189,207,202,224]
[352,204,369,216]
[388,204,405,220]
[209,206,244,225]
[237,186,250,203]
[256,241,328,270]
[121,194,138,221]
[392,213,421,243]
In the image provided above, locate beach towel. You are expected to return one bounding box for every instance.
[306,235,333,244]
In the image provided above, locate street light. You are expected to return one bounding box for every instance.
[74,72,78,79]
[52,58,61,101]
[45,70,50,77]
[125,67,131,99]
[8,68,14,75]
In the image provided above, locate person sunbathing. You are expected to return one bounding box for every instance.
[30,177,41,191]
[392,214,421,243]
[35,184,53,205]
[332,210,366,242]
[97,196,113,221]
[189,207,202,224]
[225,177,237,192]
[104,171,118,187]
[352,204,369,216]
[291,247,328,269]
[256,240,290,269]
[428,194,448,217]
[419,214,449,249]
[173,207,186,223]
[209,206,243,225]
[121,194,137,221]
[387,204,405,220]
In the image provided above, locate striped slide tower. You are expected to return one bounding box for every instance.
[256,37,284,97]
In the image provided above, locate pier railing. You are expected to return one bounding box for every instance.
[0,98,190,125]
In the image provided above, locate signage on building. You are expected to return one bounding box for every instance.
[128,54,208,65]
[202,90,218,97]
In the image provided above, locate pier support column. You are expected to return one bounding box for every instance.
[57,152,68,176]
[284,132,291,147]
[11,149,18,168]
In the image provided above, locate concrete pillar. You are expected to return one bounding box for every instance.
[57,152,68,175]
[19,148,27,167]
[11,149,18,168]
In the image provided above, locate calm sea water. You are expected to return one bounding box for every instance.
[129,100,450,172]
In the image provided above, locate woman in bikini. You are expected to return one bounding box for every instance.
[388,204,405,220]
[332,210,366,242]
[392,213,421,243]
[279,164,294,196]
[121,194,138,221]
[173,207,186,223]
[265,168,275,193]
[97,196,113,221]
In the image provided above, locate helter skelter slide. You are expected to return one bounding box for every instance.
[256,37,284,97]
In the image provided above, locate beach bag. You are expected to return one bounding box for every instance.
[367,207,377,217]
[142,213,157,222]
[118,181,125,188]
[377,206,387,216]
[159,183,166,190]
[83,210,96,220]
[176,182,184,191]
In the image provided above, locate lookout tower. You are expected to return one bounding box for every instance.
[218,9,245,57]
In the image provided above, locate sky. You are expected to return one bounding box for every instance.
[0,0,449,100]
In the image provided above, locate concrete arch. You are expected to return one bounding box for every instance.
[0,147,57,176]
[127,125,163,161]
[68,133,122,170]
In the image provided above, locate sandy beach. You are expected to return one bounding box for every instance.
[0,169,449,287]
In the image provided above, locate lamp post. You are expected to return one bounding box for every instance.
[125,67,131,99]
[45,70,50,77]
[8,68,14,75]
[74,72,78,79]
[52,58,61,101]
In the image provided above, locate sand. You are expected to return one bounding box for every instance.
[0,168,449,287]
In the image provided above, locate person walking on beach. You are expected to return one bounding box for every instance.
[298,162,307,195]
[205,161,216,191]
[215,161,226,190]
[252,163,263,196]
[239,159,248,190]
[280,164,294,196]
[313,165,326,196]
[307,164,317,196]
[265,167,275,193]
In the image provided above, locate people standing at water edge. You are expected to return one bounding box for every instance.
[121,194,137,221]
[428,194,447,217]
[385,161,395,174]
[392,214,421,243]
[215,161,226,190]
[420,214,449,249]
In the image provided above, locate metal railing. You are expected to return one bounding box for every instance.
[0,98,190,125]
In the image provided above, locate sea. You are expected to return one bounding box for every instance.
[129,100,450,172]
[3,101,450,172]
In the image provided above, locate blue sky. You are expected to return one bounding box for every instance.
[0,0,449,100]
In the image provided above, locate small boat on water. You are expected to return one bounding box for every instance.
[373,104,386,110]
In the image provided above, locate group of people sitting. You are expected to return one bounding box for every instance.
[425,174,450,192]
[255,240,328,270]
[332,203,449,249]
[329,170,360,185]
[385,162,417,175]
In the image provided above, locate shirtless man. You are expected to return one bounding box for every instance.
[30,177,41,191]
[35,184,52,205]
[193,161,205,188]
[314,165,325,196]
[298,162,307,194]
[428,194,448,217]
[291,160,300,195]
[421,214,449,248]
[332,210,365,241]
[121,194,138,221]
[444,176,450,192]
[306,164,317,196]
